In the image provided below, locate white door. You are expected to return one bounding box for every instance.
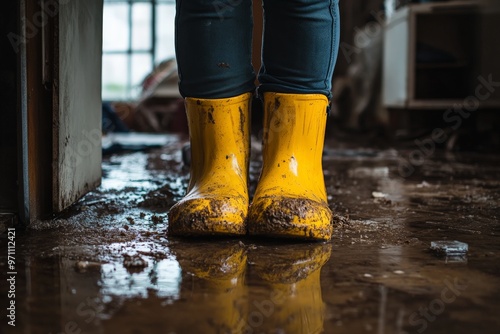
[53,0,103,212]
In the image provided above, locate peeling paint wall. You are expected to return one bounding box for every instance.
[54,0,103,211]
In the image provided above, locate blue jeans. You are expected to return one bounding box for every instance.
[175,0,340,99]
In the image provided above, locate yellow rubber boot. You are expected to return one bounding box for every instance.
[168,93,251,236]
[248,92,333,240]
[167,241,248,333]
[246,243,332,334]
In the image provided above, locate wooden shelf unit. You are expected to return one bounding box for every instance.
[382,1,500,110]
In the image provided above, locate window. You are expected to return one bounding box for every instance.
[102,0,176,101]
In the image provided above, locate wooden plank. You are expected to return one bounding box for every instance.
[24,0,54,222]
[408,99,500,110]
[410,1,478,14]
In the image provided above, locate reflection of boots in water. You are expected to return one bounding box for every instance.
[168,240,248,334]
[245,243,332,334]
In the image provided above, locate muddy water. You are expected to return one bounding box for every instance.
[1,135,500,334]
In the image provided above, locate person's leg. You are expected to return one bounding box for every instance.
[168,0,254,236]
[258,0,340,99]
[248,0,340,241]
[175,0,255,98]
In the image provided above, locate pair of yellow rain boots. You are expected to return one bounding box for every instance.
[167,92,333,241]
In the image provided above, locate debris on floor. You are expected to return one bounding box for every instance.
[2,137,500,334]
[430,240,469,257]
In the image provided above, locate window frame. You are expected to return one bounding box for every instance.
[102,0,175,101]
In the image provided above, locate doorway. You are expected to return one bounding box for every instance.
[1,0,104,223]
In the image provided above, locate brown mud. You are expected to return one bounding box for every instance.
[1,135,500,333]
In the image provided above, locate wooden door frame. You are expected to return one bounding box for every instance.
[17,0,103,224]
[18,0,55,223]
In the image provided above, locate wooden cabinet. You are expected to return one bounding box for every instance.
[382,1,500,110]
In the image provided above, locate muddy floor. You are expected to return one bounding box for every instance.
[1,134,500,334]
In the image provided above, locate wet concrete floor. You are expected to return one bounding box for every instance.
[1,134,500,334]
